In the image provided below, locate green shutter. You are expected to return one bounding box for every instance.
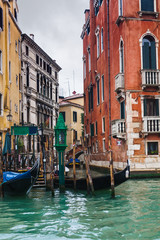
[91,124,94,137]
[151,41,156,70]
[156,100,159,116]
[144,99,147,116]
[141,0,154,11]
[143,42,150,69]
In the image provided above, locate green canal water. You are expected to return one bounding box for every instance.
[0,179,160,240]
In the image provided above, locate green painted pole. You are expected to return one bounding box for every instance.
[59,151,65,192]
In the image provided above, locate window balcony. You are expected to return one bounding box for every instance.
[143,116,160,134]
[37,92,54,106]
[141,70,160,90]
[112,119,126,139]
[115,73,124,92]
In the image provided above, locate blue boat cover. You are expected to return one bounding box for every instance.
[3,171,31,182]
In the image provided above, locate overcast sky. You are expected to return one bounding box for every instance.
[18,0,89,96]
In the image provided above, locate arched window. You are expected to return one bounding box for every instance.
[142,35,156,69]
[119,40,124,73]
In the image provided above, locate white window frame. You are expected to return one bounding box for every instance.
[95,26,100,58]
[87,46,91,72]
[101,75,104,102]
[119,38,124,73]
[0,50,2,73]
[119,0,123,16]
[101,28,104,52]
[139,0,157,12]
[139,30,159,70]
[102,116,105,133]
[102,138,105,152]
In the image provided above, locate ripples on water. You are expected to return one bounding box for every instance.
[1,179,160,239]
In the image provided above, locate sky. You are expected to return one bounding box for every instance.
[18,0,89,97]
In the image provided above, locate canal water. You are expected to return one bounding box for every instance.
[0,179,160,240]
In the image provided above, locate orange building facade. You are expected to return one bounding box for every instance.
[81,0,160,172]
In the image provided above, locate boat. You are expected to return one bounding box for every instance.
[54,161,130,191]
[2,158,40,196]
[66,158,80,167]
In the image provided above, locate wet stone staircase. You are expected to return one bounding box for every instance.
[33,172,46,188]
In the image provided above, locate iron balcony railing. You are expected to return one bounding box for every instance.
[141,70,160,89]
[115,73,124,92]
[112,119,126,139]
[143,116,160,133]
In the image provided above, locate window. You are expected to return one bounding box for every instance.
[87,24,90,35]
[18,40,21,56]
[88,85,93,112]
[8,22,11,44]
[36,55,39,65]
[43,61,46,70]
[37,73,39,92]
[26,46,29,56]
[95,5,99,16]
[0,50,2,72]
[144,99,159,116]
[83,58,86,79]
[26,66,29,87]
[142,36,156,70]
[96,141,98,153]
[90,123,94,136]
[102,117,105,133]
[55,71,57,79]
[14,8,17,21]
[9,61,11,83]
[119,0,123,16]
[0,94,2,116]
[40,58,42,67]
[147,142,158,155]
[97,79,100,105]
[50,84,52,99]
[73,130,77,142]
[73,111,77,122]
[97,33,100,58]
[55,87,58,103]
[120,40,124,73]
[141,0,154,12]
[0,7,3,31]
[88,48,91,71]
[101,28,104,52]
[95,121,98,135]
[101,75,104,102]
[92,143,95,153]
[121,101,125,119]
[19,74,21,91]
[27,106,30,123]
[103,138,105,152]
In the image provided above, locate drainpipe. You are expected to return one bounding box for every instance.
[107,0,115,198]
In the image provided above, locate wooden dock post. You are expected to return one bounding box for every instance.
[73,144,76,190]
[109,138,115,198]
[85,154,94,194]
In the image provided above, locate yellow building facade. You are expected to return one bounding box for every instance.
[59,94,84,152]
[0,0,21,146]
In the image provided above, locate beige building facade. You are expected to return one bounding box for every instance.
[59,94,84,152]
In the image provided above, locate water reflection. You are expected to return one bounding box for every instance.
[1,180,160,239]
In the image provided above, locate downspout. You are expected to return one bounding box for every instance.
[107,0,115,197]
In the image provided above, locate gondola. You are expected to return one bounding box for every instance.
[2,158,40,196]
[55,161,130,190]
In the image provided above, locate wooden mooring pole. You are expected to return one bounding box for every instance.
[109,138,115,198]
[73,145,76,190]
[85,154,94,194]
[0,147,4,197]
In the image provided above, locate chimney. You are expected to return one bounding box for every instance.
[30,34,34,41]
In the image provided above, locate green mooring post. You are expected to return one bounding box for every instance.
[54,113,67,192]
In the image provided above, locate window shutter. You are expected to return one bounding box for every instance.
[0,7,3,30]
[151,41,156,70]
[156,99,159,116]
[91,124,94,137]
[141,0,154,11]
[143,42,150,69]
[121,101,125,119]
[144,99,147,116]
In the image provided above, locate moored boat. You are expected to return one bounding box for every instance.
[2,158,40,196]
